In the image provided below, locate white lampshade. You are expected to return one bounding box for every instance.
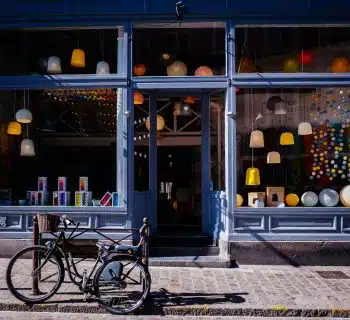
[267,151,281,164]
[340,185,350,207]
[16,109,33,124]
[298,122,312,135]
[96,61,110,74]
[249,130,264,148]
[274,102,287,115]
[166,61,187,76]
[47,56,62,74]
[20,139,35,156]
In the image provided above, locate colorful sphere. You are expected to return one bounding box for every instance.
[299,51,313,65]
[236,194,244,207]
[285,193,300,207]
[194,66,213,76]
[331,57,349,73]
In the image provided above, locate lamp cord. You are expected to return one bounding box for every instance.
[250,88,254,167]
[13,90,16,115]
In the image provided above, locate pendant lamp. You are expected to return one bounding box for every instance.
[167,61,187,76]
[134,91,144,105]
[245,167,261,185]
[249,130,264,148]
[7,121,21,135]
[267,151,281,164]
[20,139,35,156]
[16,91,32,124]
[47,56,62,74]
[280,132,294,145]
[71,48,85,68]
[274,102,287,115]
[96,61,110,74]
[298,121,312,135]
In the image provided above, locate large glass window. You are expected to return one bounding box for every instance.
[0,28,121,75]
[0,88,120,207]
[236,87,350,208]
[236,26,350,73]
[133,22,225,76]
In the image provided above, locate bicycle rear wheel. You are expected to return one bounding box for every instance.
[6,245,64,303]
[93,254,151,315]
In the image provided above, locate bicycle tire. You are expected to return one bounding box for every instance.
[93,254,151,315]
[6,245,65,304]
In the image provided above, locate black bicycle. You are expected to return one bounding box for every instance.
[6,214,151,315]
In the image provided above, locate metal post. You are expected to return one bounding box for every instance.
[142,217,150,270]
[32,215,39,295]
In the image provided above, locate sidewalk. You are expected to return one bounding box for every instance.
[0,259,350,317]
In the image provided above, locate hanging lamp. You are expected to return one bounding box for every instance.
[274,101,287,115]
[298,93,312,135]
[16,90,32,124]
[71,43,85,68]
[20,138,35,156]
[246,167,261,185]
[7,91,21,135]
[96,31,110,74]
[267,151,281,164]
[280,132,294,145]
[47,56,62,74]
[249,130,264,148]
[134,91,144,105]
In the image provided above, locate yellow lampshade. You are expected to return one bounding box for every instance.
[267,151,281,164]
[285,193,300,207]
[280,132,294,145]
[145,115,165,131]
[7,121,21,135]
[236,194,244,207]
[133,91,144,105]
[249,130,264,148]
[298,122,312,135]
[71,49,85,67]
[245,167,261,186]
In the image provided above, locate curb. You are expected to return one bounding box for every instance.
[1,302,350,318]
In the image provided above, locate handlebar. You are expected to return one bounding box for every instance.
[61,215,78,230]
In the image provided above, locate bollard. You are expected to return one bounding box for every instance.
[32,215,39,295]
[142,217,150,270]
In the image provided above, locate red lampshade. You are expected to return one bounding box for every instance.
[299,51,312,65]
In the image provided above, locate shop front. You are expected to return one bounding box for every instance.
[0,0,349,262]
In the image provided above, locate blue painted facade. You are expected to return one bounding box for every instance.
[0,0,349,245]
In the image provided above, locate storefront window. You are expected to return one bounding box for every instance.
[236,87,350,208]
[0,28,120,75]
[133,22,225,76]
[236,26,350,73]
[0,88,120,207]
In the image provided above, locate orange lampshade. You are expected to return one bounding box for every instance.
[133,91,144,105]
[194,66,213,76]
[331,57,349,73]
[7,121,21,135]
[280,132,294,145]
[71,49,85,67]
[134,64,146,76]
[184,96,196,104]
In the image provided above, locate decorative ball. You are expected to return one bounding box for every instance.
[319,189,339,207]
[285,193,300,207]
[283,58,299,73]
[194,66,213,76]
[331,57,349,73]
[134,64,146,76]
[301,191,318,207]
[145,115,165,131]
[167,60,187,76]
[340,185,350,207]
[236,194,244,207]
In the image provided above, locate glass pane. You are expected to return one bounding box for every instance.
[0,88,120,207]
[133,22,225,76]
[236,87,350,208]
[236,26,350,73]
[0,28,120,75]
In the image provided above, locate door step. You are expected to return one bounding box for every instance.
[150,246,219,257]
[149,255,232,268]
[151,234,213,247]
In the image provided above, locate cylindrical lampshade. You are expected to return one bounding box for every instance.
[245,167,261,185]
[280,132,294,145]
[298,122,312,135]
[166,61,187,76]
[20,139,35,156]
[133,91,144,105]
[249,130,264,148]
[71,49,85,67]
[194,66,213,76]
[274,102,287,115]
[47,56,62,74]
[145,115,165,131]
[96,61,110,74]
[7,121,21,135]
[267,151,281,164]
[16,109,33,124]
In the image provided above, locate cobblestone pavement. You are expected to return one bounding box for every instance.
[0,259,350,316]
[0,313,346,320]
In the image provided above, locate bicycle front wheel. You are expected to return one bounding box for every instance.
[93,254,151,315]
[6,245,64,303]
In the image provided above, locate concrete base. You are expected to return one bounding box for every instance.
[230,241,350,266]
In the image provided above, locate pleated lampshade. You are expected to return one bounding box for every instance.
[267,151,281,164]
[249,130,264,148]
[47,56,62,74]
[71,49,85,67]
[7,121,21,135]
[16,109,33,124]
[298,122,312,135]
[280,132,294,145]
[20,139,35,156]
[245,167,261,185]
[96,61,110,74]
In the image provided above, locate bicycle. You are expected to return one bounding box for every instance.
[6,214,151,315]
